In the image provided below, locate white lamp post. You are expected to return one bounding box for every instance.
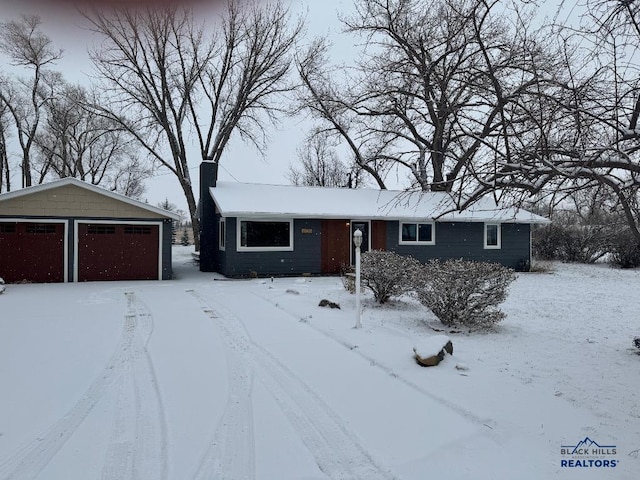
[353,228,363,329]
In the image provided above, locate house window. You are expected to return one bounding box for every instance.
[484,223,501,249]
[26,224,57,234]
[219,218,225,250]
[399,222,435,245]
[0,224,16,233]
[237,219,293,251]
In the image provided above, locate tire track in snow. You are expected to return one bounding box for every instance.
[0,292,168,480]
[188,290,256,480]
[190,289,397,480]
[101,292,168,480]
[0,297,135,480]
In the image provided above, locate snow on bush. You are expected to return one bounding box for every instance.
[634,337,640,352]
[0,277,4,295]
[340,265,355,294]
[414,259,516,329]
[361,250,421,304]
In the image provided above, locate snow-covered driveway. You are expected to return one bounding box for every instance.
[1,251,638,479]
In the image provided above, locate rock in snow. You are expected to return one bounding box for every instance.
[413,335,453,367]
[318,299,341,309]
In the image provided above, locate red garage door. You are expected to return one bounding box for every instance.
[0,222,65,283]
[78,223,159,282]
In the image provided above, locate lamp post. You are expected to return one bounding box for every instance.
[353,228,362,329]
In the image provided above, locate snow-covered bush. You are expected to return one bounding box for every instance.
[361,250,421,304]
[0,277,5,295]
[608,230,640,269]
[340,265,355,294]
[633,337,640,352]
[414,259,516,329]
[532,223,609,263]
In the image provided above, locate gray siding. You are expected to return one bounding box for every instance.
[387,221,531,271]
[219,218,322,277]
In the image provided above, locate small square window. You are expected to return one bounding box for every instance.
[401,223,417,242]
[484,223,501,249]
[418,223,432,242]
[399,222,435,245]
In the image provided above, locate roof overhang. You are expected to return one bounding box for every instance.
[209,182,550,224]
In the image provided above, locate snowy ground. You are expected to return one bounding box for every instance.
[0,247,639,479]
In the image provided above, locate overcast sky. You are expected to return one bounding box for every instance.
[1,0,565,214]
[0,0,363,212]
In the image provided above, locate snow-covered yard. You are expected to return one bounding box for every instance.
[0,247,638,479]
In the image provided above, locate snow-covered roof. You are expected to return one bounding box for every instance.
[210,182,549,224]
[0,178,180,220]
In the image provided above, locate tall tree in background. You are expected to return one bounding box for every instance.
[0,101,10,192]
[467,0,640,241]
[298,0,557,194]
[296,38,390,190]
[86,0,302,250]
[287,133,360,187]
[0,14,62,188]
[34,81,150,197]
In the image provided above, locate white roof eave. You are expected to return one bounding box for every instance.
[210,183,550,224]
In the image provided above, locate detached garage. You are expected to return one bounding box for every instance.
[0,178,179,283]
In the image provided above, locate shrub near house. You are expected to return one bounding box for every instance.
[414,259,516,330]
[354,251,516,330]
[360,250,421,304]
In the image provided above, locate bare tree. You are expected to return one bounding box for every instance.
[296,38,390,190]
[0,14,63,188]
[0,100,10,192]
[287,133,360,187]
[465,0,640,241]
[298,0,554,195]
[86,0,302,249]
[33,81,150,197]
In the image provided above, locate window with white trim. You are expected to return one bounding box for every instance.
[237,219,293,251]
[484,223,501,249]
[219,218,226,250]
[399,222,435,245]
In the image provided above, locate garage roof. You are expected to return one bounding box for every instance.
[210,181,549,224]
[0,178,180,220]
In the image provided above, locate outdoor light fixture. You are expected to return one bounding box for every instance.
[353,228,363,329]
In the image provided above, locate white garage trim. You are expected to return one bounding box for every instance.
[73,219,164,282]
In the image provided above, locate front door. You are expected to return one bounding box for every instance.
[351,221,369,264]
